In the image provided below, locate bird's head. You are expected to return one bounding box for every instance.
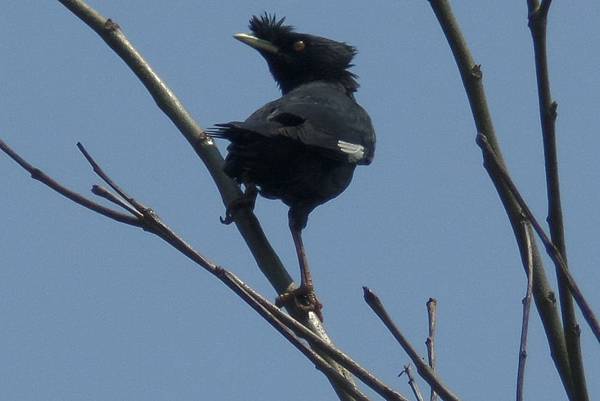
[234,14,359,94]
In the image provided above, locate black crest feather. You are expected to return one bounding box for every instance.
[244,13,359,94]
[249,13,293,41]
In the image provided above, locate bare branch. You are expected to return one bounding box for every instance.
[477,134,600,343]
[363,287,461,401]
[426,298,438,401]
[526,0,588,398]
[400,365,424,401]
[2,139,374,401]
[426,0,575,396]
[516,222,534,401]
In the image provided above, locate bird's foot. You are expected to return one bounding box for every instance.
[220,184,258,225]
[276,285,323,321]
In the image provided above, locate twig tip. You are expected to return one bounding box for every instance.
[91,184,104,195]
[76,142,93,163]
[363,287,385,313]
[362,286,375,302]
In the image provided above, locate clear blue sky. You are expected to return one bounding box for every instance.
[1,1,598,400]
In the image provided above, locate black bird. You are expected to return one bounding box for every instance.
[209,14,375,315]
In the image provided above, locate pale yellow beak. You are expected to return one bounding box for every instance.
[233,33,279,54]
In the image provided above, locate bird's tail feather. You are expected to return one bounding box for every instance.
[205,123,235,139]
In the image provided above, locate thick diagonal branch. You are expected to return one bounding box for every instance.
[56,0,292,296]
[477,135,599,342]
[55,1,358,399]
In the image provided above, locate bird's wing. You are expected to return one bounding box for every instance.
[271,87,375,164]
[209,83,375,165]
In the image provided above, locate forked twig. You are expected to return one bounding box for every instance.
[91,185,142,218]
[0,139,140,227]
[364,287,461,401]
[77,143,140,212]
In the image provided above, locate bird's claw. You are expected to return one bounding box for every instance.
[220,210,235,225]
[219,185,258,225]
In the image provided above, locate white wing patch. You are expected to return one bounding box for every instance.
[337,140,365,163]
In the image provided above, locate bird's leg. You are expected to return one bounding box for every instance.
[220,183,258,225]
[276,220,323,320]
[292,226,314,294]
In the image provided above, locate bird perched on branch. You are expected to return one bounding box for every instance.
[209,14,375,318]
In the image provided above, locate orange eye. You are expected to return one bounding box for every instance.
[293,40,306,52]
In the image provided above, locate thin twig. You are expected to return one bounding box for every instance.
[426,0,574,395]
[426,298,438,401]
[400,364,425,401]
[477,134,600,343]
[363,287,461,401]
[516,222,534,401]
[526,1,588,399]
